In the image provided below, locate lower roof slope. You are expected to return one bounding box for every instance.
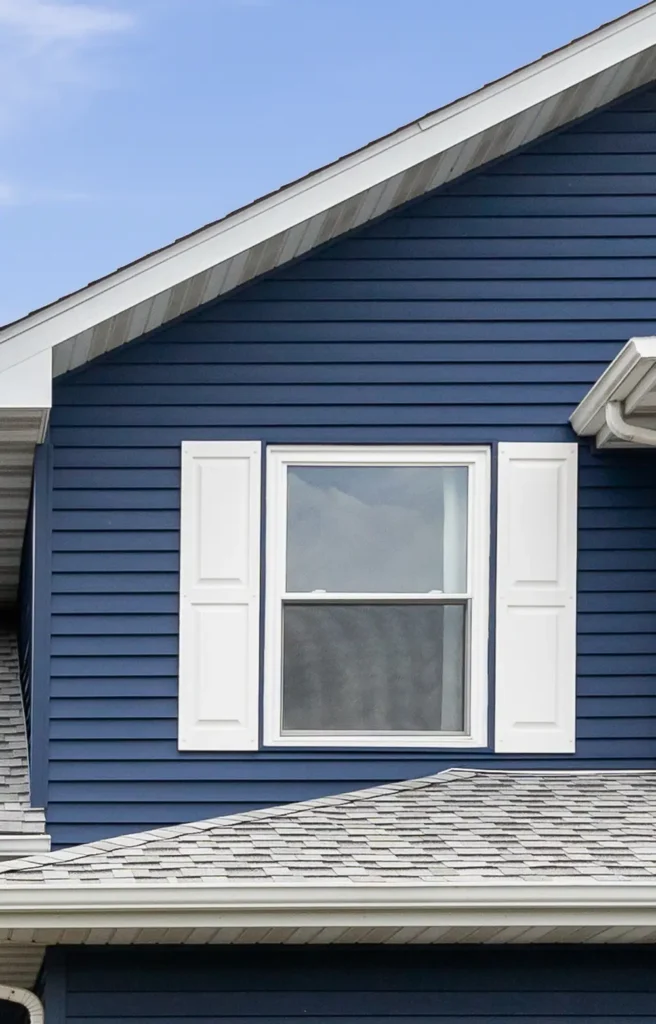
[1,768,654,887]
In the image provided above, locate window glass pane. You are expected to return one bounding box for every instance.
[286,466,468,593]
[281,602,465,733]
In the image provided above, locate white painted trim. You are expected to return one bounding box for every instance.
[570,336,656,436]
[0,985,43,1024]
[1,880,656,948]
[0,879,655,920]
[0,349,51,409]
[605,400,656,446]
[0,4,656,375]
[570,336,656,447]
[0,835,51,860]
[263,445,490,748]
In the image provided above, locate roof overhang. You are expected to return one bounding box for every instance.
[2,3,656,385]
[570,337,656,448]
[5,879,656,988]
[0,351,51,606]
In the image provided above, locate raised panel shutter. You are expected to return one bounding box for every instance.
[495,442,578,753]
[178,441,261,751]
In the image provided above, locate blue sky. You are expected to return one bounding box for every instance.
[0,0,645,324]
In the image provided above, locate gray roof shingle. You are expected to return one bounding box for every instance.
[0,629,46,839]
[0,769,655,886]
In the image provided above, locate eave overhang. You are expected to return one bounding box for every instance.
[5,879,656,988]
[570,336,656,448]
[0,351,51,606]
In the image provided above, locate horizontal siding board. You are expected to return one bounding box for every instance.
[47,426,579,448]
[53,532,179,552]
[49,362,613,386]
[54,384,590,405]
[49,408,580,429]
[306,235,656,256]
[290,255,656,276]
[219,278,656,299]
[43,85,656,848]
[63,991,656,1015]
[51,616,178,634]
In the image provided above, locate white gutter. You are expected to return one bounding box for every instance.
[570,337,656,447]
[1,881,656,931]
[0,985,44,1024]
[605,400,656,446]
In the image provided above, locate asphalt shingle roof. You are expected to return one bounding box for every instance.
[0,629,45,838]
[0,769,655,886]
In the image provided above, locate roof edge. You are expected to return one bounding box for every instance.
[0,880,655,935]
[1,3,656,376]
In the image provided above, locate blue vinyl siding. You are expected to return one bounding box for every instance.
[44,946,656,1023]
[42,84,656,846]
[18,496,32,738]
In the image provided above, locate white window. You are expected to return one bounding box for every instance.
[264,446,490,748]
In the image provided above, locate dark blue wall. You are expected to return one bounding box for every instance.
[40,85,656,846]
[43,946,656,1023]
[18,496,32,738]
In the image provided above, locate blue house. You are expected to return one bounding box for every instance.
[3,2,656,1020]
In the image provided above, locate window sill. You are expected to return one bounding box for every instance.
[262,730,488,749]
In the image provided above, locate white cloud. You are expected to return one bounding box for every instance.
[0,0,132,41]
[0,182,16,206]
[0,0,134,134]
[0,180,94,206]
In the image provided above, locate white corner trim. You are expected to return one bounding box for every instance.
[0,4,655,374]
[263,444,490,749]
[0,985,43,1024]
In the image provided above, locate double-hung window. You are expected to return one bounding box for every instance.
[264,446,490,747]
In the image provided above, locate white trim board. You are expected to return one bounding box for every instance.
[0,880,655,932]
[263,445,490,748]
[1,4,656,380]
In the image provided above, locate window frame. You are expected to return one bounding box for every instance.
[263,445,491,748]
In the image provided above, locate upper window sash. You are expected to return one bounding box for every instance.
[264,445,490,749]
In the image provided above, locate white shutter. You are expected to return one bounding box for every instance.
[495,442,578,753]
[178,441,261,751]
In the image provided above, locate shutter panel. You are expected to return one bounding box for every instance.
[495,442,578,753]
[178,441,261,751]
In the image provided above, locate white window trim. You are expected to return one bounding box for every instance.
[264,445,490,748]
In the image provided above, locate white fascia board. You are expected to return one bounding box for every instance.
[0,882,656,932]
[0,4,656,375]
[0,349,51,409]
[569,336,656,436]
